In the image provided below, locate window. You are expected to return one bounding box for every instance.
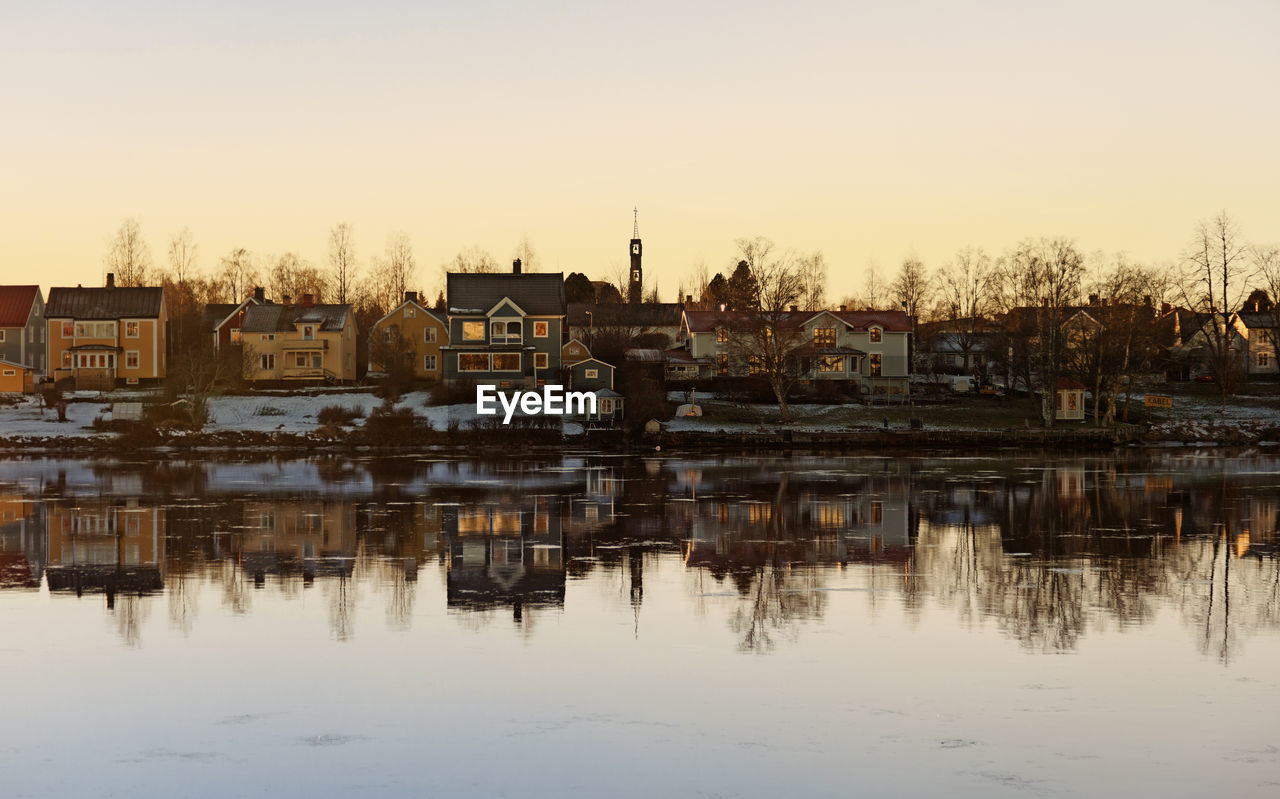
[716,328,728,343]
[1260,353,1271,368]
[423,327,437,343]
[870,353,882,376]
[814,328,836,347]
[871,501,883,524]
[869,327,882,342]
[75,322,115,338]
[716,354,729,376]
[534,321,549,338]
[423,354,437,371]
[62,321,73,338]
[62,351,72,368]
[260,354,275,370]
[125,351,139,369]
[261,333,275,342]
[459,353,490,371]
[0,331,4,342]
[601,398,613,414]
[748,357,764,375]
[294,352,308,368]
[818,356,844,372]
[302,325,314,340]
[2,369,14,377]
[535,352,548,369]
[230,328,241,344]
[585,368,598,379]
[383,328,397,343]
[491,320,521,343]
[125,321,139,338]
[405,308,415,318]
[311,353,323,369]
[492,353,521,371]
[462,321,485,341]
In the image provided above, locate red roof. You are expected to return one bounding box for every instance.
[684,308,910,333]
[1056,377,1087,390]
[0,285,40,328]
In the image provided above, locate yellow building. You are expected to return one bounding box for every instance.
[45,276,167,389]
[240,300,358,385]
[0,359,34,393]
[368,292,449,380]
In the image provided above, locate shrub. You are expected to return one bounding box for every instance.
[362,401,428,443]
[317,404,365,426]
[253,404,287,416]
[429,379,476,407]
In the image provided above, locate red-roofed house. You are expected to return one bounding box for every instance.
[0,285,45,376]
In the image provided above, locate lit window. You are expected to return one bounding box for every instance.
[534,321,549,337]
[716,328,728,343]
[535,352,548,369]
[125,321,139,338]
[818,356,843,372]
[870,353,882,376]
[869,327,882,342]
[814,328,836,346]
[492,353,521,371]
[462,321,485,341]
[62,321,73,338]
[459,353,490,371]
[230,328,242,344]
[585,368,598,379]
[716,354,728,375]
[302,325,314,340]
[405,308,415,318]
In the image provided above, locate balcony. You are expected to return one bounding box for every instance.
[282,340,328,350]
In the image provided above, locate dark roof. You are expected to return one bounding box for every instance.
[683,308,911,333]
[1056,377,1087,390]
[46,286,164,319]
[568,302,684,328]
[0,285,40,328]
[446,272,565,316]
[1236,312,1276,329]
[241,303,351,333]
[203,303,241,331]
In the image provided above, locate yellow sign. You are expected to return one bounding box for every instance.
[1144,395,1173,408]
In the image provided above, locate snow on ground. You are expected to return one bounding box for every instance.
[0,396,110,438]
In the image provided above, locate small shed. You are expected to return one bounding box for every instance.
[1055,377,1086,421]
[579,388,624,428]
[569,357,614,392]
[0,359,34,394]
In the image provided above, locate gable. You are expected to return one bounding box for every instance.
[487,298,526,318]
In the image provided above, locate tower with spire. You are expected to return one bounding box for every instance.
[628,207,643,304]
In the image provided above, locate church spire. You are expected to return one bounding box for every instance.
[632,206,639,239]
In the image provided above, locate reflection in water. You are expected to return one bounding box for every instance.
[0,452,1278,659]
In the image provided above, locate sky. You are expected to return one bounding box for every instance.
[1,0,1277,302]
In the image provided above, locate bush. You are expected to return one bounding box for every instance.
[317,404,365,426]
[253,404,287,416]
[429,379,476,406]
[362,401,428,443]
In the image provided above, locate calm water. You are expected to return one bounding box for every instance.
[1,451,1278,797]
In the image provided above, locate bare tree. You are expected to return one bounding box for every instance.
[722,240,807,422]
[511,234,539,273]
[859,261,886,310]
[443,245,499,273]
[1180,212,1251,401]
[269,252,326,302]
[217,248,258,303]
[936,247,996,372]
[1003,238,1085,426]
[105,217,154,286]
[166,227,199,287]
[796,250,828,311]
[369,230,417,314]
[1253,243,1280,373]
[328,222,358,304]
[890,255,932,320]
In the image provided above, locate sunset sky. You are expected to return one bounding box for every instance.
[2,0,1277,301]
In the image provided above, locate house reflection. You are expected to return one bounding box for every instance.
[233,501,359,584]
[43,499,164,601]
[442,498,566,617]
[0,496,45,589]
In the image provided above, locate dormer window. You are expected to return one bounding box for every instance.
[716,328,728,343]
[814,327,836,347]
[302,325,315,340]
[869,326,882,343]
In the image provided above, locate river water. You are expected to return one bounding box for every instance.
[1,451,1277,797]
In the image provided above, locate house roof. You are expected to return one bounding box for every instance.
[1056,377,1087,390]
[0,357,31,370]
[446,272,565,316]
[568,302,684,328]
[46,286,164,319]
[370,298,446,331]
[0,285,41,328]
[683,308,910,333]
[1236,312,1276,330]
[241,303,351,333]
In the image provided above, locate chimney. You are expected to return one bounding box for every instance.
[253,286,265,302]
[105,273,115,289]
[685,294,692,304]
[839,304,847,312]
[789,305,799,313]
[513,258,522,275]
[301,293,315,307]
[1160,302,1171,315]
[1088,293,1099,306]
[282,294,292,307]
[405,290,418,303]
